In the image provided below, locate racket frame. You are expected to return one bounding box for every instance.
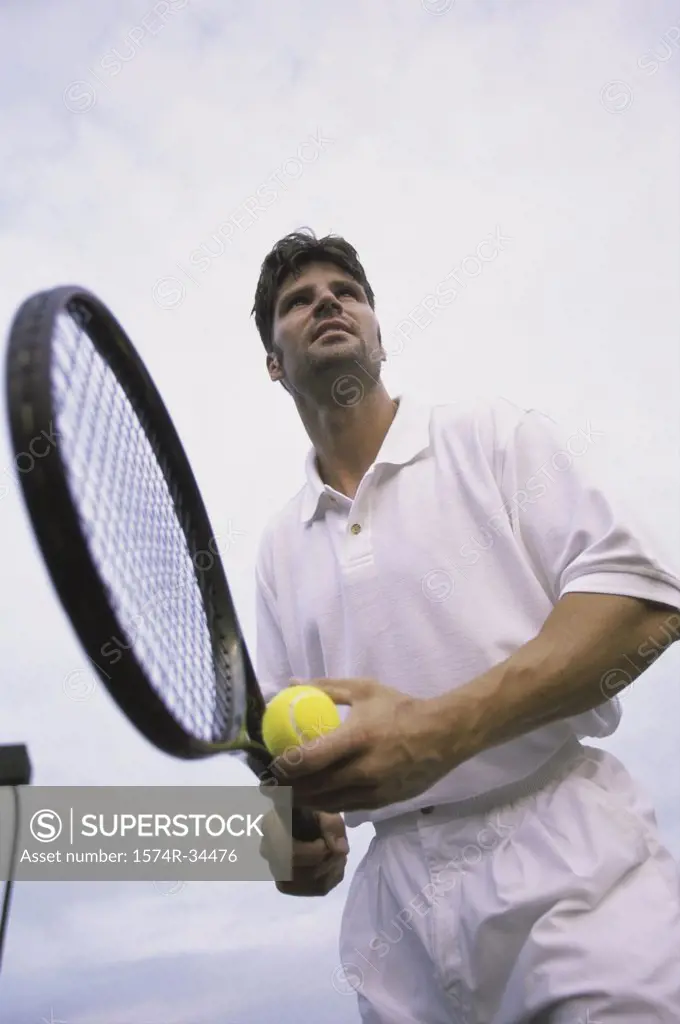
[6,285,324,841]
[5,286,264,759]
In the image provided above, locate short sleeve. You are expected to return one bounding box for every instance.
[496,403,680,612]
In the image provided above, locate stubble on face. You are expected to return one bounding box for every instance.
[270,262,384,403]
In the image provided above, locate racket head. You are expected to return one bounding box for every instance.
[5,286,266,760]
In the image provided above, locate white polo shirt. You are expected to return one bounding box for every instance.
[255,394,680,827]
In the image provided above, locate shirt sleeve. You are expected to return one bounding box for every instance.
[254,532,293,704]
[496,402,680,612]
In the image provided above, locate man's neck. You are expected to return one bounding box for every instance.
[299,386,399,499]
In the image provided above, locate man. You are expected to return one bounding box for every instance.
[250,228,680,1022]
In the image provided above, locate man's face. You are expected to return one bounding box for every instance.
[267,261,384,400]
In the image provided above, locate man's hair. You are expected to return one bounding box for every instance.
[251,228,376,353]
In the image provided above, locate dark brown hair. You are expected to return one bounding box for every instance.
[251,228,376,353]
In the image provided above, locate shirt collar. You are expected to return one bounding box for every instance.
[299,394,432,524]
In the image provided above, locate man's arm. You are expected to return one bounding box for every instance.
[428,592,680,769]
[432,398,680,767]
[275,592,680,811]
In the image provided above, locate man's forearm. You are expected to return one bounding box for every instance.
[430,593,680,770]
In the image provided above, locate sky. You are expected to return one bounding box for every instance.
[0,0,679,1020]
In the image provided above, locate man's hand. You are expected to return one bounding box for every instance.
[269,678,460,813]
[260,809,349,897]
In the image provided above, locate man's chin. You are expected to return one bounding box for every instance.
[311,329,356,348]
[307,351,380,394]
[308,338,362,368]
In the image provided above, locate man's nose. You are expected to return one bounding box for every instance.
[314,292,342,316]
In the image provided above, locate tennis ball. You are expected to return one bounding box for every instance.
[262,685,341,758]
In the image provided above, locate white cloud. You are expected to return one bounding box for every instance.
[1,0,679,1019]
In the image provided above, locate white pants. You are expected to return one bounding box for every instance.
[338,742,680,1023]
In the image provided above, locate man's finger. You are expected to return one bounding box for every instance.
[325,833,349,856]
[295,677,377,704]
[313,857,346,888]
[320,823,349,855]
[292,837,333,867]
[317,811,347,839]
[272,726,359,780]
[312,854,345,883]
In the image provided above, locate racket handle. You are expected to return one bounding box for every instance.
[246,751,321,841]
[291,807,322,842]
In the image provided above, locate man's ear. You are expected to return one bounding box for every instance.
[267,351,283,383]
[378,325,386,362]
[267,351,292,394]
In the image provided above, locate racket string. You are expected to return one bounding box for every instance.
[50,311,234,742]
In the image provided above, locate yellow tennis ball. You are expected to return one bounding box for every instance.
[262,685,341,758]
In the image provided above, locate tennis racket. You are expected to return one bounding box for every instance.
[4,285,321,842]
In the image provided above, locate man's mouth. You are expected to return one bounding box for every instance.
[313,320,353,343]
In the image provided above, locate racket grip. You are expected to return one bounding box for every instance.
[291,807,322,842]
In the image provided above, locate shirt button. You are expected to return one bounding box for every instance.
[350,523,362,535]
